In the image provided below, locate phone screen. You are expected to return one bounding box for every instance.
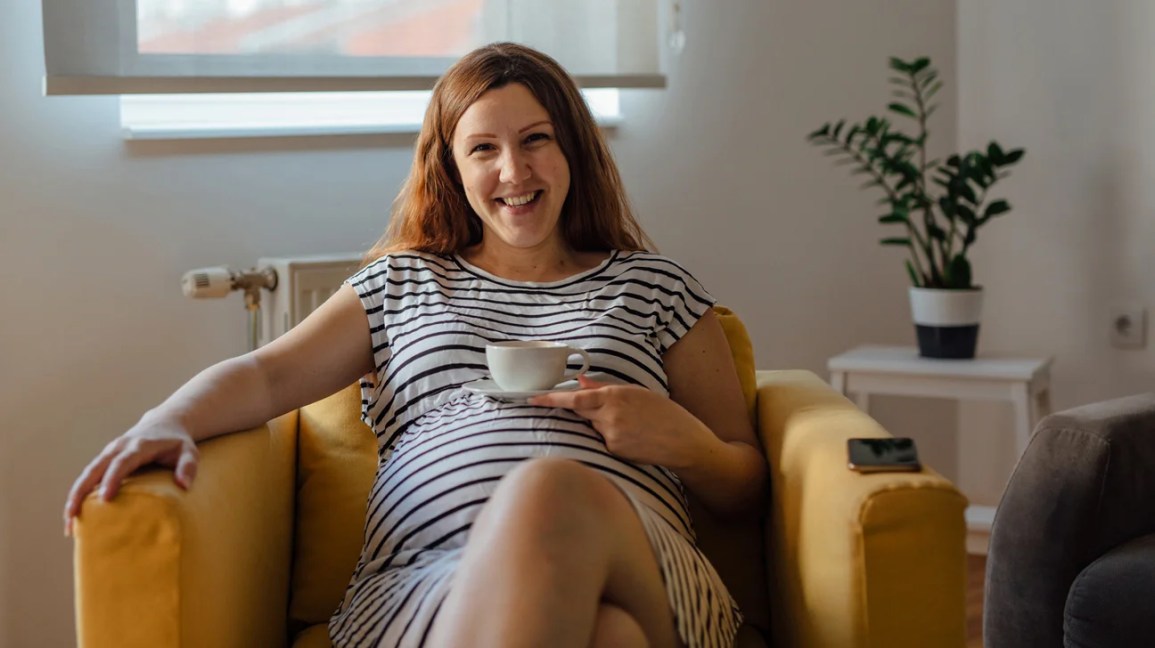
[847,437,921,472]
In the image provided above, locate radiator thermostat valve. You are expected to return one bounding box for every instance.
[181,266,234,299]
[181,266,278,310]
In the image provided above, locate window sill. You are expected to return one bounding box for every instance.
[122,115,623,141]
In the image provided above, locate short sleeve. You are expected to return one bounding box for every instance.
[652,257,717,354]
[344,255,393,361]
[343,255,394,433]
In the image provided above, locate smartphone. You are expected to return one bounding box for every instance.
[847,437,922,473]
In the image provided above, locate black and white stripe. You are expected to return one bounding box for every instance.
[328,251,741,648]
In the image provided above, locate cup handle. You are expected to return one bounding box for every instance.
[563,347,592,381]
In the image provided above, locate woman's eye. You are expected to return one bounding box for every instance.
[470,143,495,154]
[525,132,551,145]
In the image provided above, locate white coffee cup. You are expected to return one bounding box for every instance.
[485,341,592,392]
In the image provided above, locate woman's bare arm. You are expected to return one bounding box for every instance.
[64,284,373,533]
[662,309,768,518]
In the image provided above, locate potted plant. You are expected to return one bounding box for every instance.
[806,56,1025,359]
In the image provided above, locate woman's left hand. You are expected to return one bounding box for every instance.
[527,375,715,468]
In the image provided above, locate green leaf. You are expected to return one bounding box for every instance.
[889,57,911,73]
[844,125,861,146]
[945,254,972,288]
[888,102,917,118]
[910,57,932,73]
[957,204,976,224]
[1003,149,1025,164]
[832,119,846,139]
[984,199,1011,218]
[879,213,909,224]
[938,196,957,217]
[988,142,1005,164]
[955,179,977,203]
[924,80,944,98]
[881,237,912,247]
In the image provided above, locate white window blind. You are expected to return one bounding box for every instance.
[42,0,667,96]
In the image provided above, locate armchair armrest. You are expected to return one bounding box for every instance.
[984,393,1155,648]
[73,412,299,648]
[756,370,968,648]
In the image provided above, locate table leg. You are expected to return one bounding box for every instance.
[1033,387,1052,421]
[830,371,846,394]
[854,392,871,413]
[1011,383,1033,458]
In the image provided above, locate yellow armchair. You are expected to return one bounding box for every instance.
[73,310,967,648]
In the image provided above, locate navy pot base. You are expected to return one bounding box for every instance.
[915,324,979,359]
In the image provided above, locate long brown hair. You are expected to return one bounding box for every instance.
[364,42,651,265]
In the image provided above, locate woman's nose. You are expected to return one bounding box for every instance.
[498,149,532,185]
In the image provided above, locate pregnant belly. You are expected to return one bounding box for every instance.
[361,401,691,566]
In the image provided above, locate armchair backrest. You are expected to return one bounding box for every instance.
[284,306,769,638]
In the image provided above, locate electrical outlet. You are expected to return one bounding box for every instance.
[1110,304,1147,349]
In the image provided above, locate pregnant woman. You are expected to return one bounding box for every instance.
[65,42,767,648]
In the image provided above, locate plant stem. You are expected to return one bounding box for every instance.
[909,69,941,284]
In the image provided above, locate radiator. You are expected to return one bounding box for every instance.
[255,253,361,347]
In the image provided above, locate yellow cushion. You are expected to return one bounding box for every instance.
[288,382,377,629]
[713,305,757,425]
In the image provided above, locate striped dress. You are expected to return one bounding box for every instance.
[328,250,742,648]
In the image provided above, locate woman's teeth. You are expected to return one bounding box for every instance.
[500,191,538,206]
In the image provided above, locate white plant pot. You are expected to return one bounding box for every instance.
[909,287,983,358]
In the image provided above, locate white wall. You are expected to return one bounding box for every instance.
[0,1,957,646]
[955,0,1155,505]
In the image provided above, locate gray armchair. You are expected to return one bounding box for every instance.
[984,392,1155,648]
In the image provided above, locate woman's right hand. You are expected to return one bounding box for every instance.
[63,418,200,537]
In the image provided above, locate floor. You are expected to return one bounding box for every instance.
[967,553,986,648]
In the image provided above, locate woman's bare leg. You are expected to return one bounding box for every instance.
[425,457,680,648]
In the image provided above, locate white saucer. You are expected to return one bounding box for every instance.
[463,378,581,403]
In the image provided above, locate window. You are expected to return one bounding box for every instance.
[43,0,667,95]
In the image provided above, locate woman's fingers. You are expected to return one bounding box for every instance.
[528,387,606,413]
[97,446,162,502]
[64,430,196,537]
[64,449,120,532]
[173,445,199,489]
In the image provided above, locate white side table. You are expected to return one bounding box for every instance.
[827,345,1054,547]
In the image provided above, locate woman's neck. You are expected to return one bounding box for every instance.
[460,242,607,282]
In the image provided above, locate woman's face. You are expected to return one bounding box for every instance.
[451,83,571,253]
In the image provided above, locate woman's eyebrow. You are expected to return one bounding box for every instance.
[518,120,552,133]
[462,120,552,142]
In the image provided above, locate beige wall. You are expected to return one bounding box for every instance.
[955,0,1155,505]
[0,1,960,646]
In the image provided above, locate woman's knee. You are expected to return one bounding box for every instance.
[477,458,623,540]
